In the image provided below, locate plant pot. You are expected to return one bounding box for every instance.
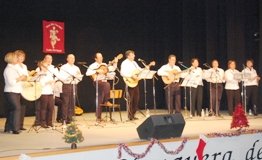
[71,143,77,149]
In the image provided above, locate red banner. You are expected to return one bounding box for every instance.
[43,20,64,54]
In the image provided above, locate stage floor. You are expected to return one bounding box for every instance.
[0,109,261,158]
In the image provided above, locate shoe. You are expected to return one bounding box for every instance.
[12,131,20,134]
[41,124,49,128]
[20,127,27,130]
[4,129,12,133]
[66,121,71,124]
[133,117,139,120]
[48,124,54,127]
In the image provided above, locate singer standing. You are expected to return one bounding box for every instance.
[181,58,203,116]
[3,52,26,134]
[224,60,241,116]
[86,52,118,122]
[203,60,224,116]
[242,59,260,116]
[59,54,83,124]
[157,54,181,114]
[37,61,55,128]
[121,50,143,120]
[15,50,28,130]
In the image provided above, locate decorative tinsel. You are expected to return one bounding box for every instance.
[206,129,262,138]
[63,122,84,144]
[117,138,187,159]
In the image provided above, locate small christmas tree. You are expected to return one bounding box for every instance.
[231,103,249,129]
[63,122,84,149]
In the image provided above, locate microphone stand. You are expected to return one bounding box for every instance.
[179,63,192,118]
[204,64,214,116]
[28,73,45,133]
[242,66,247,115]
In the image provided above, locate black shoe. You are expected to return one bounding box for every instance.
[20,127,27,130]
[41,124,49,128]
[48,124,54,127]
[12,130,20,134]
[4,129,12,133]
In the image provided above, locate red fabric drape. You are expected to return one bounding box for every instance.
[43,20,64,54]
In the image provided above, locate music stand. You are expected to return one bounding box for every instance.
[27,73,45,133]
[234,72,251,114]
[138,69,157,114]
[181,71,196,118]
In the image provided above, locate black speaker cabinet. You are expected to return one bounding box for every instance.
[137,113,185,139]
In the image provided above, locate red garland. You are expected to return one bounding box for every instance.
[117,138,187,159]
[206,129,262,138]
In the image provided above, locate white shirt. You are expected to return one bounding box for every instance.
[38,70,54,95]
[203,68,225,83]
[54,81,63,97]
[86,62,117,81]
[242,67,259,86]
[16,63,28,76]
[157,64,181,83]
[120,59,142,77]
[225,69,240,90]
[59,63,83,84]
[181,67,203,88]
[4,64,22,93]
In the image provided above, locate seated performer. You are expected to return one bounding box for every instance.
[59,54,83,124]
[181,58,203,117]
[242,59,260,116]
[224,60,241,116]
[203,59,225,116]
[157,54,181,114]
[86,52,118,122]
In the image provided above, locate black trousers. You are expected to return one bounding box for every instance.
[4,92,21,132]
[246,85,258,110]
[20,97,27,128]
[39,95,54,125]
[209,83,223,114]
[61,84,75,122]
[226,89,241,115]
[96,81,110,119]
[127,85,140,119]
[55,96,63,121]
[186,86,203,116]
[165,82,181,114]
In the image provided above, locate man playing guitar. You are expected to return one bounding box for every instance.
[86,52,119,122]
[157,54,181,114]
[120,50,155,120]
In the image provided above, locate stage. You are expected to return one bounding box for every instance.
[0,109,261,159]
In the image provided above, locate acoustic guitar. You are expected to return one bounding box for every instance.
[75,106,84,116]
[123,61,155,88]
[91,53,123,80]
[161,69,189,84]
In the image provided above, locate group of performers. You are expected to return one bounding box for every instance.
[3,49,260,134]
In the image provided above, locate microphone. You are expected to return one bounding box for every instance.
[77,62,87,65]
[203,63,211,68]
[55,63,62,68]
[138,58,145,62]
[178,61,183,64]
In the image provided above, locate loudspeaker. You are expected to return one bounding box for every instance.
[137,113,185,139]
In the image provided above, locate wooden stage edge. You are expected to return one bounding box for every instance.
[0,109,261,160]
